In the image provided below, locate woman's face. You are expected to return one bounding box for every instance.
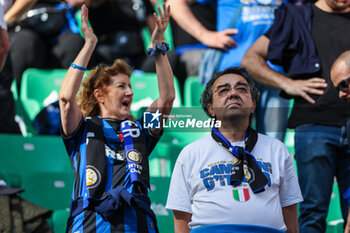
[99,73,133,120]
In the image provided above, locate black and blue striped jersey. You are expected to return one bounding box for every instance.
[61,117,161,233]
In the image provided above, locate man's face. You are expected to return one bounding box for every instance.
[331,62,350,102]
[207,74,256,121]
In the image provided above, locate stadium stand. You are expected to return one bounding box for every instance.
[0,68,344,232]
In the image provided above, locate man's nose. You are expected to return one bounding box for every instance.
[228,88,240,98]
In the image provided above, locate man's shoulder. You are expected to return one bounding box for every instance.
[182,134,213,152]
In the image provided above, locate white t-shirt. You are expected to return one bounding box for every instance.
[166,133,303,231]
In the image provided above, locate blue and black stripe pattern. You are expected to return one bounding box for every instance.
[61,116,161,233]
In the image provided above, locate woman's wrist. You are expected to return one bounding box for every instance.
[147,42,169,57]
[84,38,98,47]
[151,38,165,47]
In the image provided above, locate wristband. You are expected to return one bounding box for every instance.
[71,63,87,71]
[147,42,169,57]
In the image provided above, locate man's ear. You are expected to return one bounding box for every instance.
[94,89,104,104]
[207,103,216,118]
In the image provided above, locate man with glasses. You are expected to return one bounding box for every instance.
[166,67,303,233]
[331,50,350,233]
[331,51,350,102]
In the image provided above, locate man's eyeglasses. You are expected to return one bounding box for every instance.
[336,77,350,94]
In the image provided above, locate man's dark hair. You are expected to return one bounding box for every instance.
[200,67,260,117]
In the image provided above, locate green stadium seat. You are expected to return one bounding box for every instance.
[51,209,70,233]
[130,71,182,117]
[0,134,73,211]
[284,129,295,156]
[149,177,174,233]
[20,69,66,122]
[0,171,22,188]
[11,80,36,135]
[184,76,205,107]
[0,134,71,174]
[20,172,74,211]
[19,69,67,135]
[326,182,344,233]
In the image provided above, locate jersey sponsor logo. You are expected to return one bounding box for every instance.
[121,120,141,138]
[127,149,142,163]
[86,165,101,189]
[105,145,124,161]
[233,185,250,202]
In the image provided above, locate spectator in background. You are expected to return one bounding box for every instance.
[0,0,23,134]
[81,0,155,68]
[170,0,216,77]
[169,0,301,142]
[0,3,9,71]
[331,50,350,102]
[241,0,350,232]
[7,0,84,92]
[330,50,350,233]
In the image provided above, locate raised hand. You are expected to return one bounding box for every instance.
[80,4,97,45]
[151,3,170,46]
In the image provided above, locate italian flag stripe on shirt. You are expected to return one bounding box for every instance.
[233,188,250,202]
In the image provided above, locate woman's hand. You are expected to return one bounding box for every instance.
[151,3,170,47]
[81,4,97,46]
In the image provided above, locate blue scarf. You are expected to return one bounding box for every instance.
[211,126,268,193]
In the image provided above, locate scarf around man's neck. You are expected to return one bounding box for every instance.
[211,126,268,193]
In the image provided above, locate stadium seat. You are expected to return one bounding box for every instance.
[325,182,344,233]
[19,69,67,135]
[20,171,74,211]
[11,80,36,135]
[51,209,70,233]
[0,134,71,174]
[284,128,295,156]
[0,171,21,188]
[184,76,205,107]
[130,71,182,117]
[20,69,66,122]
[149,177,174,233]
